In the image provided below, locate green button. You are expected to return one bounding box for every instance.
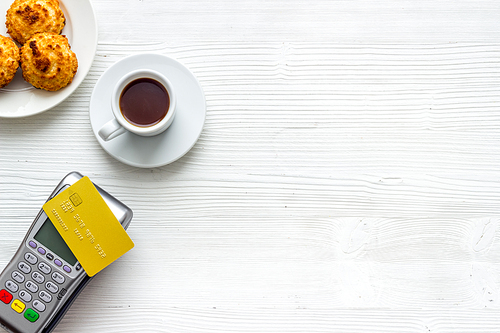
[24,308,39,322]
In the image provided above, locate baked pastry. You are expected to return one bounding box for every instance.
[0,35,20,88]
[20,32,77,91]
[6,0,65,45]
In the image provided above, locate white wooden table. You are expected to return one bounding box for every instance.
[2,0,500,332]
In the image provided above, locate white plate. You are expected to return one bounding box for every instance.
[89,54,206,168]
[0,0,97,118]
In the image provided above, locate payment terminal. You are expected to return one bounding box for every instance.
[0,172,133,333]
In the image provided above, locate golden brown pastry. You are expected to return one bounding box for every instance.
[6,0,65,45]
[0,35,20,88]
[20,32,77,91]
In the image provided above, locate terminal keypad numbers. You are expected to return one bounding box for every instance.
[0,240,76,324]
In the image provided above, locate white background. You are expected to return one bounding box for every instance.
[2,0,500,332]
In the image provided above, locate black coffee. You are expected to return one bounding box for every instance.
[119,78,170,127]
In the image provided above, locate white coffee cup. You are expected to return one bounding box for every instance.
[98,69,176,141]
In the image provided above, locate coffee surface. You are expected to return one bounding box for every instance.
[120,78,170,127]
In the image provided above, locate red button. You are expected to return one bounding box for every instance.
[0,289,13,304]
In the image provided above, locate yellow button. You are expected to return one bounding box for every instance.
[11,299,25,313]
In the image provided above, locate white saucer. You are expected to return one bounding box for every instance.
[89,54,206,168]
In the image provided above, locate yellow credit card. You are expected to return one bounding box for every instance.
[42,177,134,277]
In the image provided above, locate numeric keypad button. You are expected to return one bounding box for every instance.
[45,281,58,294]
[24,253,37,265]
[5,280,18,293]
[25,281,38,293]
[31,272,44,284]
[38,262,51,275]
[51,272,65,284]
[11,271,25,283]
[39,290,52,303]
[18,290,32,303]
[32,300,45,312]
[18,262,31,274]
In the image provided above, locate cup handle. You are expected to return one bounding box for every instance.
[98,119,127,141]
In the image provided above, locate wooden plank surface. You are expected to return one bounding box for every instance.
[1,0,500,332]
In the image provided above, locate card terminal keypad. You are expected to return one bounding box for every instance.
[0,246,72,325]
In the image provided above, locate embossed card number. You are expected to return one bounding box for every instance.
[42,177,134,277]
